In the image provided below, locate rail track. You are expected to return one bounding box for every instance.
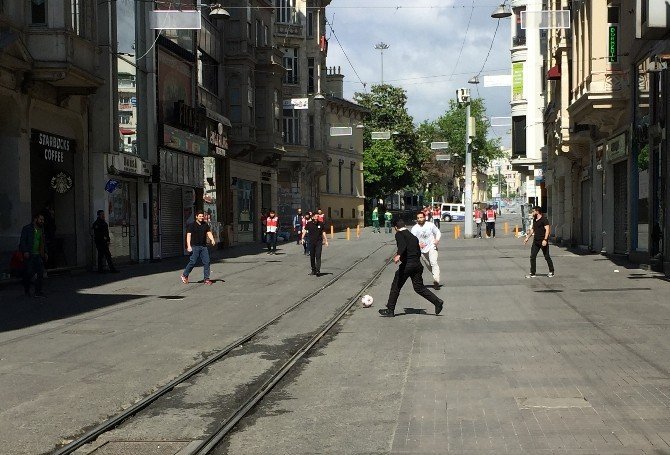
[54,242,393,455]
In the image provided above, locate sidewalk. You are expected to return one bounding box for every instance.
[223,233,670,454]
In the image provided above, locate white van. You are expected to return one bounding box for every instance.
[440,203,466,222]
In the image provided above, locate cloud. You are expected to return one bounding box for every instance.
[326,1,511,146]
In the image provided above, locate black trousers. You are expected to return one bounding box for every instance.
[309,241,323,273]
[530,241,554,275]
[23,254,44,293]
[266,232,277,251]
[486,222,495,237]
[386,262,441,311]
[96,241,115,271]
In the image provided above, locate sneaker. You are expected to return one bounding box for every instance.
[547,272,555,277]
[204,279,213,285]
[435,299,444,315]
[378,308,395,317]
[181,275,189,284]
[524,274,536,279]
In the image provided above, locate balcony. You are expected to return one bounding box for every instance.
[274,22,303,39]
[225,40,256,60]
[25,28,102,91]
[568,71,630,135]
[512,35,526,47]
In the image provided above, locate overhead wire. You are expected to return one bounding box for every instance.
[448,0,475,82]
[325,17,367,91]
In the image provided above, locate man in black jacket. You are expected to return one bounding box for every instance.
[379,219,444,317]
[92,210,118,273]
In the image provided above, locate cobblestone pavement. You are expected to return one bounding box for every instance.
[222,229,670,455]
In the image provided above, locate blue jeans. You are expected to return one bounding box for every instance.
[183,246,210,280]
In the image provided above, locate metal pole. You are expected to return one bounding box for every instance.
[464,102,473,238]
[380,48,384,84]
[498,164,502,215]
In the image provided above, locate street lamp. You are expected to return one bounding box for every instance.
[457,87,474,238]
[491,3,512,19]
[374,42,390,84]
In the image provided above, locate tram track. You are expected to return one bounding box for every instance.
[53,241,394,455]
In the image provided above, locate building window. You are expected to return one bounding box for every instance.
[264,25,269,46]
[31,0,46,24]
[283,48,299,84]
[338,159,344,194]
[198,51,218,94]
[283,109,300,144]
[341,208,344,218]
[352,208,355,219]
[229,79,241,123]
[512,115,526,158]
[326,159,331,193]
[248,76,254,105]
[308,115,315,148]
[308,58,315,94]
[328,207,332,218]
[276,0,297,24]
[274,90,281,133]
[350,161,355,194]
[307,10,315,38]
[70,0,81,34]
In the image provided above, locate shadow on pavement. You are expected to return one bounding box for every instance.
[0,293,148,332]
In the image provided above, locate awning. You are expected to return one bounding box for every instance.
[547,65,561,80]
[119,128,135,135]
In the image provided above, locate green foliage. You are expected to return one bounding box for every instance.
[354,84,424,198]
[638,144,649,171]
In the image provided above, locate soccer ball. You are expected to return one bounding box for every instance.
[361,294,374,308]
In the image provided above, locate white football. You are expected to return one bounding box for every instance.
[361,294,374,308]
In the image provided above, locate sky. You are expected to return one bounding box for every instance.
[324,0,513,147]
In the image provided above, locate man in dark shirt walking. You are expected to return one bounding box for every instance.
[301,212,329,276]
[523,206,555,278]
[181,210,216,285]
[92,210,118,273]
[19,212,48,297]
[379,219,444,317]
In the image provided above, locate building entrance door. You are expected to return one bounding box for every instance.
[581,179,590,246]
[108,180,139,262]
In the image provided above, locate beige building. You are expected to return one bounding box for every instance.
[319,68,367,230]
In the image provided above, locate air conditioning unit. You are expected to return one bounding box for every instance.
[636,0,670,40]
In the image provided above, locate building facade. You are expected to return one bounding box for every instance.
[320,68,367,230]
[0,0,102,269]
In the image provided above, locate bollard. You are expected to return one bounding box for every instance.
[504,222,509,234]
[330,225,334,239]
[346,227,351,240]
[356,224,360,238]
[515,225,519,236]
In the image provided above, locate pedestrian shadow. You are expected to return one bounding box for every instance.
[316,272,333,277]
[397,307,428,316]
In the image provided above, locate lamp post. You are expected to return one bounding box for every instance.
[457,88,473,238]
[374,42,390,84]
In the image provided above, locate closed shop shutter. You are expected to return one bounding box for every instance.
[613,161,628,254]
[160,184,184,257]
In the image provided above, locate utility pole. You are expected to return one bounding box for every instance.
[457,88,473,238]
[374,42,389,84]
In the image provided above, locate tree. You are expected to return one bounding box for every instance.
[354,84,424,198]
[417,98,503,201]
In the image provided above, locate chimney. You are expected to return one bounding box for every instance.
[325,66,344,99]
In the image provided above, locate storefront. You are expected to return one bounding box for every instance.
[29,130,77,268]
[607,133,629,254]
[158,125,206,258]
[229,160,277,244]
[204,113,230,245]
[105,153,151,263]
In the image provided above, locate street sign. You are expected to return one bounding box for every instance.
[371,131,391,140]
[330,126,353,136]
[282,98,309,110]
[436,154,451,161]
[430,142,449,150]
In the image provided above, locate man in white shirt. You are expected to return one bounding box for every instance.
[410,211,442,288]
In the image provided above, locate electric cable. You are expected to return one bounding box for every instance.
[325,17,367,91]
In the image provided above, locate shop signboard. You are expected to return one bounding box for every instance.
[31,130,75,163]
[207,121,228,157]
[512,62,524,101]
[108,153,151,176]
[607,133,627,162]
[163,124,208,156]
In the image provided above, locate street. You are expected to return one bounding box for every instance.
[2,218,670,455]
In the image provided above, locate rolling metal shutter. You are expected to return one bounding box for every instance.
[613,161,628,254]
[160,184,184,257]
